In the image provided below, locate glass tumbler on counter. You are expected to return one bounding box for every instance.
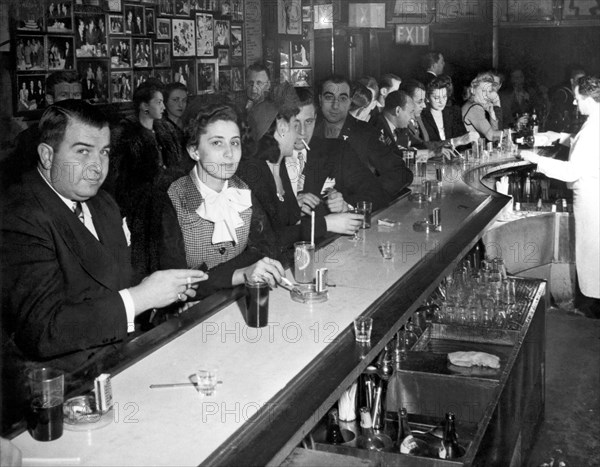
[294,241,315,284]
[354,317,373,344]
[27,368,64,441]
[356,201,372,229]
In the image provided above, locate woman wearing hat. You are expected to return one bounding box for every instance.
[161,102,284,297]
[462,72,503,142]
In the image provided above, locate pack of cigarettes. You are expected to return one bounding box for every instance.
[94,373,113,414]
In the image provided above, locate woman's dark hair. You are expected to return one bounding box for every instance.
[184,103,240,148]
[248,83,300,163]
[133,79,164,113]
[428,74,454,101]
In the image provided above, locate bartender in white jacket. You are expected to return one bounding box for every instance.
[522,76,600,315]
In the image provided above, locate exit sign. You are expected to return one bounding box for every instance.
[395,25,430,45]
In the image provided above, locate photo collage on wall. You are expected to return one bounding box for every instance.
[277,0,312,88]
[12,0,245,114]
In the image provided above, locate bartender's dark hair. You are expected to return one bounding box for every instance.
[38,99,108,151]
[576,75,600,102]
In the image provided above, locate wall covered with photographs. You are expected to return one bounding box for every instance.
[264,0,314,89]
[11,0,246,115]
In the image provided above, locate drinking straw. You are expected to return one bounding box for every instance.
[310,210,315,246]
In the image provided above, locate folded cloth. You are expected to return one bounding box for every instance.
[448,351,500,369]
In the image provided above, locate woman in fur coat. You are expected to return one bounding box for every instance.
[114,79,193,281]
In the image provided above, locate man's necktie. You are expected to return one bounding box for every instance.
[72,201,84,224]
[297,152,306,192]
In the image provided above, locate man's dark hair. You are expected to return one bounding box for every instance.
[45,70,80,97]
[317,74,350,96]
[295,87,315,107]
[133,78,164,113]
[246,62,271,80]
[379,73,401,90]
[422,52,442,71]
[400,79,426,99]
[384,90,411,113]
[577,75,600,103]
[38,99,109,151]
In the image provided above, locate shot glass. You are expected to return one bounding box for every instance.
[356,201,372,229]
[415,153,428,180]
[379,241,394,260]
[27,368,64,441]
[196,369,218,397]
[294,241,315,284]
[354,317,373,344]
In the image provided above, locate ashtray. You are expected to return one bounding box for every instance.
[63,395,113,431]
[290,284,328,304]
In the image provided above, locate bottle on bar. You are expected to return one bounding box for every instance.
[356,407,392,451]
[397,408,433,456]
[397,408,412,449]
[326,408,345,445]
[439,412,464,459]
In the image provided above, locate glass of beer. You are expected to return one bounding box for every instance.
[27,368,64,441]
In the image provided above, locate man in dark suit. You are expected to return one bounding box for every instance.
[1,100,205,373]
[312,74,413,198]
[372,90,416,151]
[417,51,445,87]
[286,88,391,231]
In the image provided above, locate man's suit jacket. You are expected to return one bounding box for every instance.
[1,170,133,362]
[420,105,468,142]
[313,114,413,198]
[301,137,391,212]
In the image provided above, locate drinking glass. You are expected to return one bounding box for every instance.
[354,317,373,344]
[27,368,64,441]
[294,241,315,283]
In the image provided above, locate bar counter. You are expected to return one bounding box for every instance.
[11,157,514,466]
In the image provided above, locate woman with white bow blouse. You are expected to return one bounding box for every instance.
[162,103,284,298]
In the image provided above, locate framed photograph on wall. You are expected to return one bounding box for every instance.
[78,59,109,103]
[145,8,155,34]
[124,4,145,35]
[231,66,243,91]
[218,68,231,92]
[133,69,152,90]
[217,48,229,66]
[111,71,133,102]
[213,19,229,47]
[157,18,171,39]
[158,0,174,16]
[132,38,152,67]
[153,68,172,85]
[47,1,73,34]
[109,14,125,34]
[230,24,242,60]
[172,19,196,56]
[279,40,290,69]
[280,68,290,84]
[196,58,217,94]
[175,0,192,16]
[195,13,214,57]
[291,68,311,87]
[291,40,310,67]
[173,59,196,94]
[47,36,75,70]
[15,3,44,32]
[278,0,302,35]
[107,0,123,12]
[15,36,47,71]
[75,14,108,57]
[153,42,171,67]
[109,37,132,68]
[15,74,46,114]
